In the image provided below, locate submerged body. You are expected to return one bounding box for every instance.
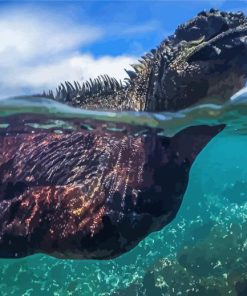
[0,9,247,259]
[0,121,223,259]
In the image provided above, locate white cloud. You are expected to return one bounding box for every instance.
[4,54,136,95]
[0,7,137,98]
[0,18,102,62]
[0,7,103,63]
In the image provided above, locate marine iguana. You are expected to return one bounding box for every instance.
[0,9,246,259]
[42,8,247,112]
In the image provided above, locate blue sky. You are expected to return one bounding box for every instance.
[0,0,246,98]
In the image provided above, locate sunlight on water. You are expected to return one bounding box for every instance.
[0,95,247,295]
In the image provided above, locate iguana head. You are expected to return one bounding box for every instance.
[145,9,247,111]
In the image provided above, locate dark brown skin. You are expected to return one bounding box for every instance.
[0,9,247,259]
[0,121,224,259]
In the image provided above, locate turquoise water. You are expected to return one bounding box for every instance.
[0,96,247,295]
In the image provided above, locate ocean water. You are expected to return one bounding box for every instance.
[0,95,247,295]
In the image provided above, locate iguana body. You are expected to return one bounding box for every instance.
[0,9,246,259]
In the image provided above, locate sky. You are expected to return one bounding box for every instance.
[0,0,246,98]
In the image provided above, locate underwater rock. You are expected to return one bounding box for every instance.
[112,220,247,295]
[0,123,223,259]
